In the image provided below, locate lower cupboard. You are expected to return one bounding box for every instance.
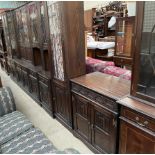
[72,93,118,153]
[8,58,53,116]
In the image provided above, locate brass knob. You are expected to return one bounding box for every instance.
[144,121,148,125]
[135,116,139,121]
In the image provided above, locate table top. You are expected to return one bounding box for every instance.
[71,72,130,100]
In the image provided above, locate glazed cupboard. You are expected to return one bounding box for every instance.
[0,1,155,154]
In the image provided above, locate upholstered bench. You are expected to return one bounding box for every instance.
[0,87,79,154]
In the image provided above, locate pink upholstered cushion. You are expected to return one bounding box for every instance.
[103,66,131,80]
[86,57,114,73]
[120,70,132,80]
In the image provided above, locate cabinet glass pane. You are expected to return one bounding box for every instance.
[29,3,38,43]
[2,14,12,55]
[21,8,30,46]
[40,2,47,43]
[16,10,23,43]
[47,1,64,81]
[137,2,155,98]
[7,12,17,51]
[116,17,134,57]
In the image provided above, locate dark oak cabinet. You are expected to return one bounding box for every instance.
[72,92,118,153]
[118,102,155,154]
[47,1,85,128]
[71,72,130,153]
[120,119,155,154]
[131,1,155,104]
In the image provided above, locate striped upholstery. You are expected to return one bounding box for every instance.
[0,111,33,145]
[0,87,16,116]
[1,128,58,154]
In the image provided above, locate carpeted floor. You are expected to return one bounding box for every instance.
[0,67,93,154]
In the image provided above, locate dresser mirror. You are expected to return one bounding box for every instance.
[132,1,155,103]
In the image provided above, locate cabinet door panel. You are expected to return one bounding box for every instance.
[91,105,118,153]
[72,94,91,142]
[29,73,39,99]
[54,84,70,123]
[21,68,29,89]
[119,119,155,154]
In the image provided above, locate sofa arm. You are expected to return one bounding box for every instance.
[0,87,16,117]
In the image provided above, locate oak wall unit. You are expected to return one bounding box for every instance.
[0,1,85,129]
[47,1,85,128]
[0,2,54,117]
[131,1,155,104]
[118,97,155,154]
[118,2,155,153]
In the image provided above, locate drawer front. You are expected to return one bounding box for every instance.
[119,119,155,154]
[114,57,132,66]
[121,107,155,132]
[72,83,118,112]
[39,75,48,85]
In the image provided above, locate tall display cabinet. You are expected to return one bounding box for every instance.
[47,1,85,128]
[119,2,155,153]
[131,1,155,104]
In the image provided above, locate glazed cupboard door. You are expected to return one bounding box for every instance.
[28,2,40,47]
[91,105,118,153]
[132,2,155,103]
[39,1,49,48]
[6,11,18,58]
[15,7,30,60]
[47,1,85,128]
[47,1,65,81]
[1,13,12,57]
[47,1,69,126]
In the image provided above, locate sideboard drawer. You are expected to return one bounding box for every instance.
[121,107,155,132]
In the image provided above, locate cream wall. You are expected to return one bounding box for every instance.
[84,1,109,10]
[127,1,136,16]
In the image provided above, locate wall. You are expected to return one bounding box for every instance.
[127,1,136,16]
[84,1,109,10]
[0,1,27,9]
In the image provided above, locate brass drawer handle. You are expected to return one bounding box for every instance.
[144,121,148,125]
[135,116,139,121]
[113,118,117,128]
[137,122,145,127]
[135,117,149,127]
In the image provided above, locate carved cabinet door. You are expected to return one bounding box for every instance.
[72,94,91,142]
[91,105,118,153]
[119,119,155,153]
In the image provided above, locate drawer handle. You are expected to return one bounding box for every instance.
[135,116,139,121]
[113,118,117,128]
[144,121,149,125]
[137,122,145,127]
[135,117,149,127]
